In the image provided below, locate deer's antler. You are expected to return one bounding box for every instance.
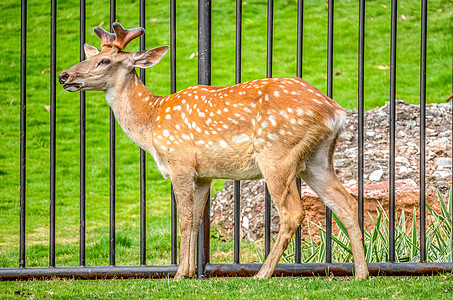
[93,22,145,50]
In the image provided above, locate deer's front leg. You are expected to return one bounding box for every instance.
[171,173,195,279]
[187,179,212,277]
[172,171,212,279]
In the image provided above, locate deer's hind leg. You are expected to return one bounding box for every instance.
[254,163,305,279]
[300,139,369,280]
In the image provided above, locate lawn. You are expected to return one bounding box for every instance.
[1,274,453,299]
[0,0,452,273]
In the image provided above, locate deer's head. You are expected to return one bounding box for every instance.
[59,22,168,92]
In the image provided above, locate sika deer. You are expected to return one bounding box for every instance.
[59,23,368,280]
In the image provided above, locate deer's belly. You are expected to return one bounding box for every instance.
[193,143,263,180]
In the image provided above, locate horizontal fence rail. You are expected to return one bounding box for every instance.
[3,0,453,281]
[1,263,453,280]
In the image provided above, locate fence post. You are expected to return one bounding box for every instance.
[389,0,397,263]
[139,0,147,267]
[197,0,211,278]
[325,0,334,264]
[264,0,274,260]
[233,0,242,265]
[170,0,178,266]
[419,0,427,263]
[109,0,117,267]
[20,0,27,269]
[79,0,86,267]
[49,0,57,268]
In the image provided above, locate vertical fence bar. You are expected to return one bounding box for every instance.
[264,0,273,259]
[295,178,302,263]
[266,0,273,79]
[419,0,427,263]
[325,0,334,264]
[264,185,271,258]
[389,0,397,263]
[139,0,147,266]
[233,0,242,265]
[295,0,304,264]
[109,0,116,267]
[49,0,57,268]
[357,0,365,235]
[233,181,241,263]
[451,53,453,263]
[170,186,177,264]
[79,0,86,267]
[170,0,178,265]
[19,0,27,269]
[197,0,211,278]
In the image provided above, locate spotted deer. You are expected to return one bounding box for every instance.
[59,23,368,280]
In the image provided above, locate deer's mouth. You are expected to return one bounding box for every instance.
[63,83,84,92]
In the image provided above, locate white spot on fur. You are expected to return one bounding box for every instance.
[219,140,228,148]
[313,98,323,105]
[267,133,278,140]
[253,137,265,145]
[268,115,276,126]
[233,134,251,143]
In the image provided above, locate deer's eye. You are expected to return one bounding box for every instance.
[100,59,110,65]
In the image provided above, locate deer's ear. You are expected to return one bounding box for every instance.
[133,46,169,68]
[84,43,100,58]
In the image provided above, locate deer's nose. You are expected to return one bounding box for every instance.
[58,72,70,84]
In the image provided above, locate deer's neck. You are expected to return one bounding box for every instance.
[106,70,163,151]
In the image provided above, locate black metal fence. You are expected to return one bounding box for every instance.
[2,0,453,280]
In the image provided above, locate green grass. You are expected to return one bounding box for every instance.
[0,0,452,271]
[1,275,453,299]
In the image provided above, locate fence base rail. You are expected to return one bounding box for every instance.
[1,262,452,280]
